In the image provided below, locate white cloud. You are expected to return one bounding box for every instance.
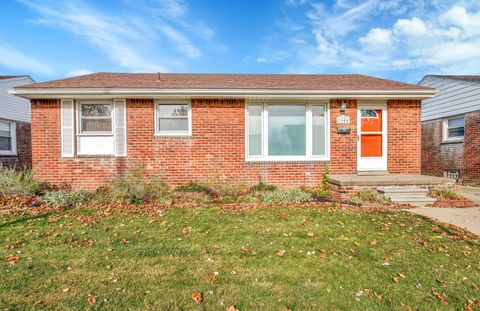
[0,44,52,74]
[393,17,428,37]
[19,0,221,73]
[258,1,480,78]
[65,69,93,77]
[359,28,393,46]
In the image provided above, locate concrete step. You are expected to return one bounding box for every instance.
[357,170,388,176]
[378,187,428,194]
[390,197,437,207]
[377,186,436,207]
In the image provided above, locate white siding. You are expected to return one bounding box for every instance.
[419,76,480,121]
[0,76,33,123]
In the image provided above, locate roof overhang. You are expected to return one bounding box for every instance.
[10,87,436,100]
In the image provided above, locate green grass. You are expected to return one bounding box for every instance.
[1,207,479,310]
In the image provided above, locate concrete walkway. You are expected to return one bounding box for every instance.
[457,186,480,205]
[408,207,480,236]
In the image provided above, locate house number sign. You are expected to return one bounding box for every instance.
[336,115,350,124]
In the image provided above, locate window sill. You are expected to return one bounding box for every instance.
[246,157,330,163]
[0,153,17,157]
[75,154,115,158]
[154,134,192,139]
[441,138,464,145]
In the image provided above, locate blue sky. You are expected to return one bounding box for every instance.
[0,0,479,83]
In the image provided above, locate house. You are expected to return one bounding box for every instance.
[418,75,480,183]
[11,73,436,189]
[0,75,34,168]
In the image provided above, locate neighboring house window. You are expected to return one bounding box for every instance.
[444,115,465,141]
[0,120,16,155]
[246,103,329,160]
[155,101,191,136]
[76,100,115,155]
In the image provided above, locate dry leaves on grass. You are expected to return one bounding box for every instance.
[276,250,285,257]
[6,255,19,265]
[191,291,203,304]
[226,306,240,311]
[433,292,448,302]
[87,295,96,305]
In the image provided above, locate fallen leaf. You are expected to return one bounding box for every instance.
[370,240,377,246]
[276,250,285,257]
[307,231,314,237]
[63,288,70,292]
[208,274,218,284]
[191,291,203,304]
[433,292,447,302]
[242,247,249,254]
[6,255,19,265]
[121,238,129,244]
[87,295,96,305]
[354,242,361,247]
[226,306,240,311]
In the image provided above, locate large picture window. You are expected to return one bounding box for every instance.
[0,120,15,155]
[246,103,329,160]
[155,101,191,136]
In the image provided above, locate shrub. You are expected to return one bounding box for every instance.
[208,181,249,200]
[350,189,390,204]
[250,182,277,192]
[39,189,93,208]
[321,165,331,194]
[174,182,210,193]
[261,188,312,203]
[98,169,170,204]
[430,188,460,200]
[0,167,38,195]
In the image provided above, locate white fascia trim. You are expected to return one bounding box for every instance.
[10,88,436,99]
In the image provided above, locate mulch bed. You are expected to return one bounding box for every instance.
[0,194,413,217]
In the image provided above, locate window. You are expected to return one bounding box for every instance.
[79,102,113,134]
[76,100,115,155]
[0,120,15,155]
[444,116,464,141]
[361,110,378,118]
[246,103,329,160]
[155,101,191,135]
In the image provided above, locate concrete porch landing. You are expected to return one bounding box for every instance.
[330,174,454,187]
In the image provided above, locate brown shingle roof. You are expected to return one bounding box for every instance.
[19,72,430,90]
[0,75,22,80]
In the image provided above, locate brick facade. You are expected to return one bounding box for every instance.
[31,98,421,189]
[0,121,32,169]
[422,110,480,182]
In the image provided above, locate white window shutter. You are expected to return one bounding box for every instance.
[61,99,74,157]
[114,99,127,156]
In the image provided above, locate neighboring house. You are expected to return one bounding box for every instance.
[12,73,435,189]
[419,75,480,182]
[0,75,34,168]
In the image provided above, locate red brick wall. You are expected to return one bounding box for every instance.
[31,98,421,189]
[388,100,421,173]
[422,110,480,182]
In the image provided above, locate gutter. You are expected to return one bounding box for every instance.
[10,87,436,100]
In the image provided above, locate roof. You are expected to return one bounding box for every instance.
[0,75,23,80]
[19,72,430,90]
[423,75,480,84]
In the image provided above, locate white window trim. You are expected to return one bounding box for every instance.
[0,119,16,156]
[75,100,115,156]
[154,100,192,136]
[245,102,330,162]
[443,115,464,143]
[76,100,114,136]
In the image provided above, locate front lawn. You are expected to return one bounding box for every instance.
[1,206,479,310]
